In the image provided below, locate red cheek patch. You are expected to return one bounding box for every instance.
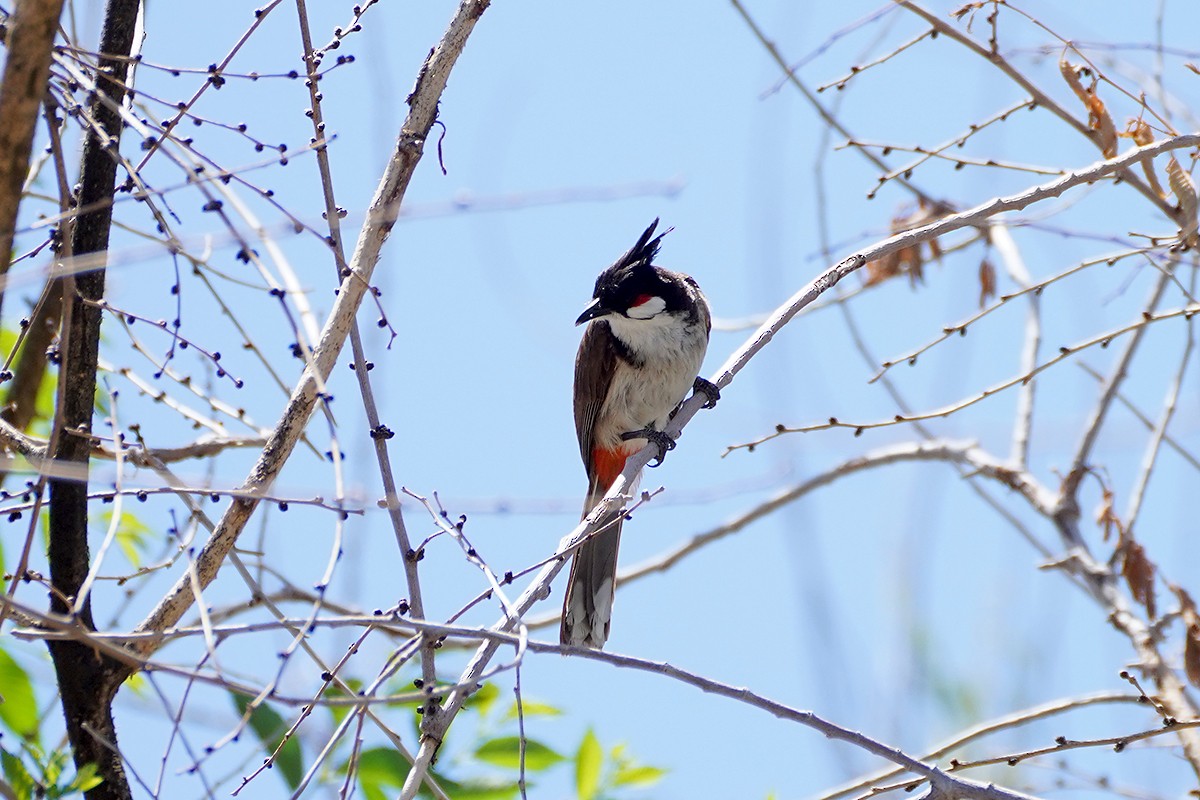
[630,293,653,307]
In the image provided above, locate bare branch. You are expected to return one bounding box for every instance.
[820,691,1145,800]
[990,223,1040,468]
[401,130,1200,797]
[129,0,493,657]
[1124,290,1195,529]
[0,0,66,301]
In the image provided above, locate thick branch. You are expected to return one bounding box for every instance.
[0,0,66,309]
[129,0,492,653]
[44,1,140,798]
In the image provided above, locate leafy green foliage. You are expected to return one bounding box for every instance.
[0,640,103,799]
[352,747,409,800]
[230,693,303,790]
[464,681,501,717]
[609,743,666,789]
[501,699,562,720]
[0,743,103,799]
[574,731,666,799]
[0,648,38,740]
[97,510,154,568]
[311,676,665,799]
[347,746,522,800]
[324,676,364,729]
[1,749,35,799]
[0,327,56,436]
[59,762,103,795]
[575,729,603,800]
[432,777,521,800]
[475,736,565,770]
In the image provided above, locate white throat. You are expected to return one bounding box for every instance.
[626,296,666,319]
[605,310,700,363]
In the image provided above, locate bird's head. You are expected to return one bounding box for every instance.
[576,219,688,326]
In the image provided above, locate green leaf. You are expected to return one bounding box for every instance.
[62,761,103,793]
[41,748,67,789]
[350,752,519,800]
[354,747,409,789]
[464,682,500,717]
[0,327,55,435]
[574,729,602,800]
[1,748,35,799]
[324,677,363,727]
[475,736,563,771]
[500,700,562,721]
[42,748,65,786]
[0,648,39,739]
[100,511,153,567]
[613,764,666,788]
[360,783,387,800]
[230,694,303,790]
[93,387,110,418]
[123,672,148,697]
[433,776,520,800]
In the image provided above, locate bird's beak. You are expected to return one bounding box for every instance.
[575,298,608,326]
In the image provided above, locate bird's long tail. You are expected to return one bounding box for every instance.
[560,480,624,649]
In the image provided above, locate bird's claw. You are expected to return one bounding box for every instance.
[622,427,676,467]
[693,377,720,409]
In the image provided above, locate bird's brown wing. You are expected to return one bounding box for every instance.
[573,320,619,482]
[564,320,626,648]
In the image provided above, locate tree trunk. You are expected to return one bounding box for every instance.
[45,1,141,797]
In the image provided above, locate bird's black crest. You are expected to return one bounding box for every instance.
[586,219,689,319]
[611,218,672,273]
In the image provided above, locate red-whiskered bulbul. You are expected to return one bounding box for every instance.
[561,219,718,649]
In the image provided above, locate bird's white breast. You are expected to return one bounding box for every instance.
[595,311,707,451]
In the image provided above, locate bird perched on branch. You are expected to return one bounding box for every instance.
[561,219,718,649]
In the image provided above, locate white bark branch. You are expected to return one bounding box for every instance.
[399,133,1200,798]
[129,0,493,655]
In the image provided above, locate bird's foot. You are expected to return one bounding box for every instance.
[621,427,676,467]
[693,377,721,409]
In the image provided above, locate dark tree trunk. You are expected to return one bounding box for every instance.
[45,1,142,798]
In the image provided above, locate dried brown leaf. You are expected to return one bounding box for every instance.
[927,236,943,262]
[1091,96,1118,158]
[951,2,984,20]
[907,252,925,287]
[863,203,948,288]
[1170,584,1200,688]
[1126,120,1166,198]
[1060,58,1089,103]
[865,251,901,286]
[1060,59,1116,158]
[1186,63,1200,76]
[978,258,996,308]
[1186,631,1200,690]
[1095,486,1122,541]
[1127,119,1155,147]
[1119,537,1156,620]
[1166,156,1199,246]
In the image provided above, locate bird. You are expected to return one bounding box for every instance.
[560,219,717,649]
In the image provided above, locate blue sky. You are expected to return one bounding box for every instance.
[6,0,1200,797]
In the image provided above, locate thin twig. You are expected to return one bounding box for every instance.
[128,0,493,659]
